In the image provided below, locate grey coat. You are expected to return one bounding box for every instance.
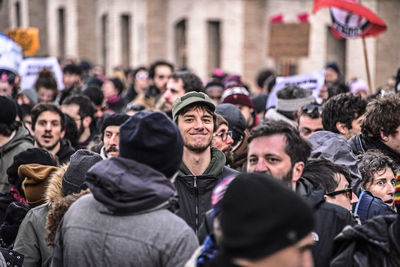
[51,157,199,267]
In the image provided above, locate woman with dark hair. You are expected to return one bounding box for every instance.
[34,69,58,103]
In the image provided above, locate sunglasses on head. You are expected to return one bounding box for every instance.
[301,104,322,115]
[326,187,353,201]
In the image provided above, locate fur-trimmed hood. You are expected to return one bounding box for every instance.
[45,164,68,206]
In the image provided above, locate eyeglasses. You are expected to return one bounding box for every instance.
[326,187,353,200]
[301,104,322,115]
[213,131,232,141]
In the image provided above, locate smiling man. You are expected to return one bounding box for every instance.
[31,103,75,165]
[172,91,237,235]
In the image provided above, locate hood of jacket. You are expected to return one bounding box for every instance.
[86,157,176,214]
[179,147,226,176]
[296,177,325,209]
[45,163,68,206]
[336,215,400,254]
[264,108,297,128]
[0,123,33,154]
[308,131,361,182]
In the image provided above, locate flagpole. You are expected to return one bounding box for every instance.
[362,37,373,95]
[358,0,373,94]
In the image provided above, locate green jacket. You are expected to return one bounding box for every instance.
[0,123,33,191]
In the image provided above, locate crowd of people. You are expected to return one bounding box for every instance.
[0,59,400,266]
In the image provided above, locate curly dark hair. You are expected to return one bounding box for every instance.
[302,158,351,193]
[170,71,204,93]
[357,150,398,189]
[361,95,400,139]
[148,60,174,79]
[248,120,311,165]
[322,93,367,133]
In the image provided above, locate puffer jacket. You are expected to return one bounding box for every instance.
[0,123,33,191]
[174,147,238,235]
[13,165,67,267]
[354,190,396,224]
[51,157,198,267]
[330,215,400,267]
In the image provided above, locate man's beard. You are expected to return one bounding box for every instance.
[77,120,84,138]
[185,137,213,153]
[106,145,118,154]
[223,148,234,165]
[255,168,293,188]
[36,137,62,152]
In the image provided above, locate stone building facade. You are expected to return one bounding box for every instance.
[0,0,399,91]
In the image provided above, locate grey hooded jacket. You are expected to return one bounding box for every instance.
[51,157,198,267]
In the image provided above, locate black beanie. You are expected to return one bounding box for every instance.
[62,149,103,196]
[7,148,57,189]
[101,113,130,135]
[119,111,183,177]
[215,103,246,145]
[0,96,17,125]
[220,173,314,260]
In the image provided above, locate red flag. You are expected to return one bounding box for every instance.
[270,14,284,23]
[313,0,386,38]
[297,13,309,23]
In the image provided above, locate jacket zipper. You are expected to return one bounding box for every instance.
[194,176,199,234]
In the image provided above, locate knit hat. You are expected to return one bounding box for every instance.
[62,149,103,195]
[220,172,314,260]
[7,148,57,189]
[394,170,400,214]
[19,164,60,208]
[221,83,254,109]
[119,111,184,177]
[325,62,341,75]
[101,113,130,134]
[215,103,246,145]
[19,88,39,105]
[172,91,216,121]
[0,96,17,125]
[349,79,368,96]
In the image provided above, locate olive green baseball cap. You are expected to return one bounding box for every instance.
[172,91,216,121]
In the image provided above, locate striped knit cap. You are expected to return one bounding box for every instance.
[395,170,400,214]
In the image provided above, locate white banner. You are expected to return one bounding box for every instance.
[266,69,326,109]
[18,57,64,90]
[0,33,23,73]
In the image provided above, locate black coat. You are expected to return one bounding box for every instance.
[297,177,355,267]
[330,215,400,267]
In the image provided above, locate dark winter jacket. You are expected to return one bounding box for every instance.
[330,215,400,267]
[175,147,238,235]
[348,134,400,166]
[56,140,75,165]
[354,190,396,224]
[0,123,33,191]
[297,177,355,267]
[51,157,198,267]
